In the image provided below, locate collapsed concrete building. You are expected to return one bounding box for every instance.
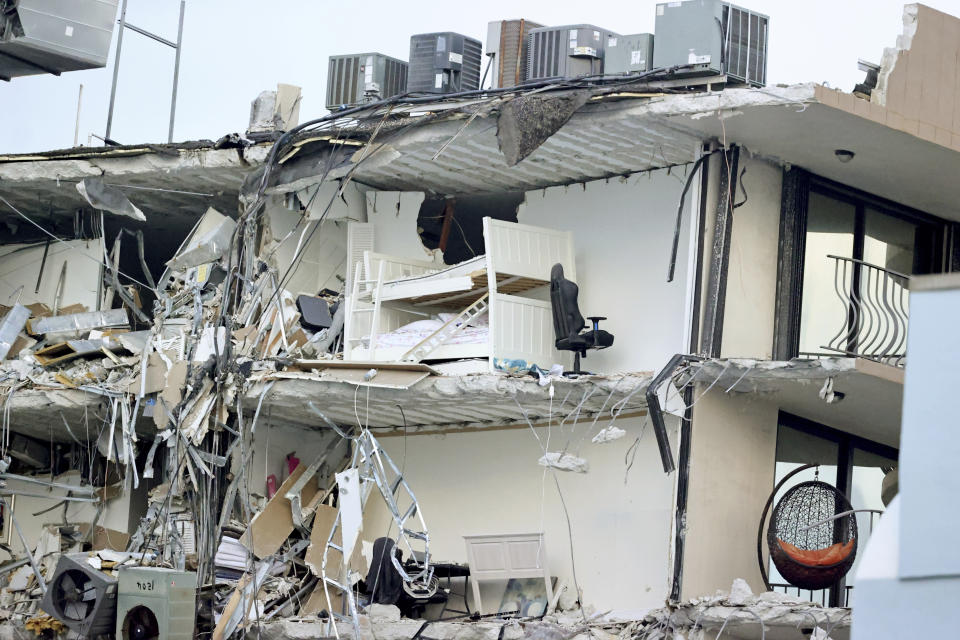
[0,3,958,639]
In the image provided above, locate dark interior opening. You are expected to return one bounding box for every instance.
[417,192,524,264]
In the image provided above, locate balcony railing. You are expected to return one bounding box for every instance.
[823,255,910,366]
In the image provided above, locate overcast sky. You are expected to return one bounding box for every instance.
[1,0,956,154]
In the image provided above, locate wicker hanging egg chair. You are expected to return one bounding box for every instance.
[766,479,858,591]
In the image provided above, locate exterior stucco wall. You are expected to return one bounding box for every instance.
[718,156,782,359]
[681,388,778,598]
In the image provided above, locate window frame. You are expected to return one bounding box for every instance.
[773,169,949,360]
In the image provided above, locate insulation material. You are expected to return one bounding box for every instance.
[592,425,626,443]
[76,177,146,221]
[538,452,589,473]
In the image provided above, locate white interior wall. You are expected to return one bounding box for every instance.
[517,170,694,374]
[0,239,102,312]
[681,388,778,598]
[719,156,783,359]
[247,421,347,500]
[364,191,441,264]
[262,196,352,298]
[362,415,677,614]
[4,471,133,559]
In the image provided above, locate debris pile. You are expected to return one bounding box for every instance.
[628,580,850,639]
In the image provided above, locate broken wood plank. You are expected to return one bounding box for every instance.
[239,463,319,559]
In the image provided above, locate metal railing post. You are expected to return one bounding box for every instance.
[168,1,185,143]
[104,0,129,140]
[104,0,185,144]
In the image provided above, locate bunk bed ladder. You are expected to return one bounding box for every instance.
[345,260,386,358]
[401,292,489,362]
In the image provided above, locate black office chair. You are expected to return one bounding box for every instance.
[549,263,613,374]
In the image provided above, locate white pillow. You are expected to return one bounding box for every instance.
[397,318,443,333]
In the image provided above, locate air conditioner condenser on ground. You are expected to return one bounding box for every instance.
[116,566,198,640]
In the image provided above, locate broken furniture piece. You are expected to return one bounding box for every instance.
[549,263,613,374]
[40,553,118,637]
[344,218,575,371]
[462,532,552,614]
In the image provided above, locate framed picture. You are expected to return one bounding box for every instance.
[498,577,555,618]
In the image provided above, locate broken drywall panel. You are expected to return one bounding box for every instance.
[261,196,347,297]
[335,468,362,567]
[0,240,102,314]
[365,191,441,262]
[300,181,365,222]
[194,326,228,362]
[166,207,237,271]
[276,84,302,131]
[0,304,30,359]
[240,463,320,559]
[248,84,302,135]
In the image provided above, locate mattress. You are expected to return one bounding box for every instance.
[364,312,488,349]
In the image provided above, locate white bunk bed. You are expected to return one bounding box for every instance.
[344,218,575,371]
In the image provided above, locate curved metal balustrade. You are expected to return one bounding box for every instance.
[822,255,910,367]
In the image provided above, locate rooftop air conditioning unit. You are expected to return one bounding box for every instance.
[526,24,619,81]
[0,0,120,81]
[408,32,482,94]
[652,0,768,87]
[116,567,198,640]
[485,19,543,88]
[40,554,118,636]
[604,33,655,75]
[326,53,408,110]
